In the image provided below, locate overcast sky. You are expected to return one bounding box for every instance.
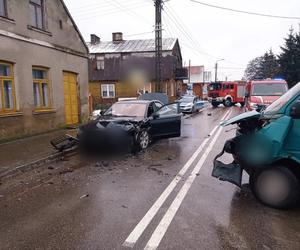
[64,0,300,81]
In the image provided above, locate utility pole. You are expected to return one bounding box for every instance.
[214,62,218,82]
[215,59,224,82]
[154,0,163,92]
[188,60,191,84]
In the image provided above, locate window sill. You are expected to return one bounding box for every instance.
[0,111,23,118]
[0,16,15,24]
[27,25,52,36]
[33,109,56,115]
[102,97,116,99]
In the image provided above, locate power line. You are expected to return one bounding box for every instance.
[125,31,154,37]
[163,3,247,67]
[73,2,149,18]
[190,0,300,20]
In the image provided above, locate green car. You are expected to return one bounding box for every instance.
[213,82,300,209]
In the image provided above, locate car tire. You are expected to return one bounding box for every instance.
[137,129,150,150]
[250,166,300,209]
[212,102,219,108]
[224,98,232,107]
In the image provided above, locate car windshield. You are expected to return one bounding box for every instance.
[179,97,194,103]
[263,82,300,115]
[252,82,287,96]
[104,102,147,117]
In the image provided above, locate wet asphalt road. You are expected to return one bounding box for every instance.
[0,106,299,250]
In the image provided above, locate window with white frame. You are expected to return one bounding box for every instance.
[96,55,104,70]
[101,84,115,98]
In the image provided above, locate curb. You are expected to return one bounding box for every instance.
[0,151,63,180]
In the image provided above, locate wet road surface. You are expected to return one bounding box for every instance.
[0,106,299,250]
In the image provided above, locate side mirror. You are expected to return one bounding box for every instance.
[100,110,105,116]
[290,100,300,119]
[152,113,160,119]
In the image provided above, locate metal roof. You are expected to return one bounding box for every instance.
[88,38,177,54]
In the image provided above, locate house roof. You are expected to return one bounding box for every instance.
[60,0,89,54]
[88,38,177,54]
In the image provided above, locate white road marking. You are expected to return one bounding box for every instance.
[144,111,232,250]
[123,109,232,248]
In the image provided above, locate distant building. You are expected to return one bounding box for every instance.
[88,33,187,109]
[183,66,212,99]
[0,0,89,140]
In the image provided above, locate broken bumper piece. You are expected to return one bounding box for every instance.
[50,134,79,152]
[212,160,243,187]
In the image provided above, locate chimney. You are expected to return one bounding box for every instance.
[112,32,123,43]
[90,34,100,45]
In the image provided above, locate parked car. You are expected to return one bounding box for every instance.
[212,82,300,209]
[77,100,181,152]
[177,95,205,113]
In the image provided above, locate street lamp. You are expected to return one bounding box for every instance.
[215,59,224,82]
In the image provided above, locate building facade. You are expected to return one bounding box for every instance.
[88,33,187,109]
[0,0,89,140]
[183,66,212,99]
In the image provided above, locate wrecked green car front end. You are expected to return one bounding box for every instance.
[213,82,300,208]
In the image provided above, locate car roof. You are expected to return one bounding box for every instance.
[116,100,162,105]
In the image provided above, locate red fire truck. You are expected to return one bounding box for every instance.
[208,81,246,108]
[245,79,288,111]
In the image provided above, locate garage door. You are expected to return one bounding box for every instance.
[63,72,79,125]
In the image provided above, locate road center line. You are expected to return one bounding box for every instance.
[123,109,232,248]
[144,111,231,250]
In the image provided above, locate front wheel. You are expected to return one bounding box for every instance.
[250,166,300,209]
[223,98,232,107]
[137,130,150,150]
[212,102,219,108]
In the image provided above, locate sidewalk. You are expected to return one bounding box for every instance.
[0,129,76,177]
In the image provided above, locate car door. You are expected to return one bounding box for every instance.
[284,96,300,161]
[149,103,181,138]
[194,97,203,111]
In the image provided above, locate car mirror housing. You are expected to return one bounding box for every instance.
[290,100,300,119]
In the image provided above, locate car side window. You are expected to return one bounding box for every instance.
[154,101,163,110]
[289,96,300,118]
[157,103,178,117]
[147,103,155,117]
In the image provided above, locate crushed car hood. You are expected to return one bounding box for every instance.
[221,110,260,126]
[81,116,144,131]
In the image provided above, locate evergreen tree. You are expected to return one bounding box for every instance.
[278,28,300,88]
[261,49,280,79]
[244,50,280,80]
